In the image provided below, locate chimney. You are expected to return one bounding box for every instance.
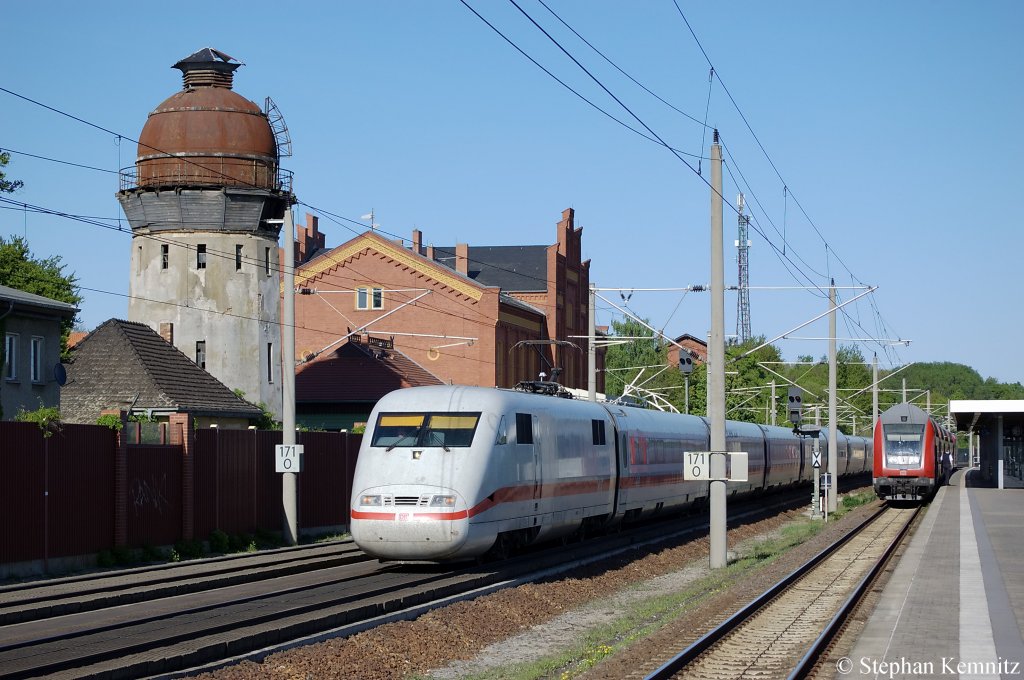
[456,243,469,275]
[427,244,435,260]
[159,322,174,344]
[412,229,423,255]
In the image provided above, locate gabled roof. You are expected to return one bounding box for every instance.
[0,284,78,317]
[296,338,443,404]
[434,245,548,292]
[294,231,489,301]
[61,319,262,423]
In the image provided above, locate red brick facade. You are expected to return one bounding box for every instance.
[290,209,603,392]
[667,333,708,368]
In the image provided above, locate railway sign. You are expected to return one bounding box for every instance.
[683,451,748,482]
[820,473,832,489]
[812,451,822,469]
[275,444,304,473]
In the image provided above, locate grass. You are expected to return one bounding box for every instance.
[440,491,877,680]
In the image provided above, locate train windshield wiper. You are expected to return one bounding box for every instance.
[386,427,423,452]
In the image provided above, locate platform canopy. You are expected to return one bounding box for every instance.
[949,400,1024,432]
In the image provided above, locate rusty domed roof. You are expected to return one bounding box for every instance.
[134,48,278,190]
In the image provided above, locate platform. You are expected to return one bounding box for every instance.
[842,469,1024,678]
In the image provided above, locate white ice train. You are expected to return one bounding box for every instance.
[350,384,871,561]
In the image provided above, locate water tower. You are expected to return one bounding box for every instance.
[117,48,294,419]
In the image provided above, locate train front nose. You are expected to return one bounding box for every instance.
[351,488,470,560]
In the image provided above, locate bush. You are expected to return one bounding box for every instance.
[112,546,135,565]
[141,544,165,562]
[95,413,124,430]
[209,529,230,554]
[97,550,115,568]
[229,533,254,552]
[15,405,62,436]
[173,539,204,560]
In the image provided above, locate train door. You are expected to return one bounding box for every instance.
[532,414,542,503]
[798,438,807,481]
[515,411,538,506]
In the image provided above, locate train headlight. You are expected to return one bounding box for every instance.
[429,495,456,507]
[360,494,382,507]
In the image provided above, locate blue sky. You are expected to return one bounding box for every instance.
[3,1,1022,384]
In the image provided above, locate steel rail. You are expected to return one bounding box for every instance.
[645,503,895,680]
[788,505,921,679]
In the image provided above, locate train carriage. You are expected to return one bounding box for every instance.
[873,402,953,501]
[351,384,873,561]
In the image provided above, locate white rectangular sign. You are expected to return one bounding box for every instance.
[683,451,748,482]
[275,444,304,473]
[812,451,822,469]
[684,451,711,481]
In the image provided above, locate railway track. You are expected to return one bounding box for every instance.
[0,479,868,679]
[646,503,919,680]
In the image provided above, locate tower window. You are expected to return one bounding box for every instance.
[161,244,169,270]
[197,244,207,269]
[235,244,243,271]
[267,342,274,383]
[265,247,271,276]
[196,340,206,369]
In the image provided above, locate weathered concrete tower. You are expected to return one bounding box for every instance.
[117,48,293,419]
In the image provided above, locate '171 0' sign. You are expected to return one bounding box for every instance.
[275,444,304,473]
[683,451,748,482]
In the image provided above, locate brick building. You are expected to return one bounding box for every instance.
[667,333,708,368]
[291,208,603,392]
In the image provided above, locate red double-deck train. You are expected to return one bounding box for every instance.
[873,402,955,501]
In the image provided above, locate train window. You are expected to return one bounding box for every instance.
[883,423,925,465]
[371,412,480,448]
[516,413,533,444]
[592,420,606,446]
[373,414,425,448]
[495,415,508,445]
[424,414,480,448]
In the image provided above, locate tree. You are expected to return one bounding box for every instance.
[0,235,83,358]
[603,318,686,410]
[0,151,24,194]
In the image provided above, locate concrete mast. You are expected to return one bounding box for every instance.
[709,131,727,568]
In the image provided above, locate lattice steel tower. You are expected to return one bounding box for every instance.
[736,193,752,342]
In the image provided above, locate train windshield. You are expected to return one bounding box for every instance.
[372,412,481,449]
[883,423,925,465]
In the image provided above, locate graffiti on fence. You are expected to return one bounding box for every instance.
[129,475,170,515]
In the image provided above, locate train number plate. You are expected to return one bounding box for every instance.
[397,513,410,521]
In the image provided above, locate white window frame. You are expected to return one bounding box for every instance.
[30,336,44,383]
[3,333,17,381]
[196,244,207,269]
[356,286,384,310]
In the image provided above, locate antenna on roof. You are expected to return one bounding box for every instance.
[360,209,379,231]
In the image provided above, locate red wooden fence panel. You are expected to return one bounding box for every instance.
[299,432,360,530]
[46,424,116,559]
[0,423,46,564]
[1,421,363,570]
[126,445,182,548]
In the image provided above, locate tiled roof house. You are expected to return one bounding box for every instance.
[295,335,443,430]
[61,319,262,427]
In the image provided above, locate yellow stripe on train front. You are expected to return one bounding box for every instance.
[429,415,479,429]
[379,415,425,427]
